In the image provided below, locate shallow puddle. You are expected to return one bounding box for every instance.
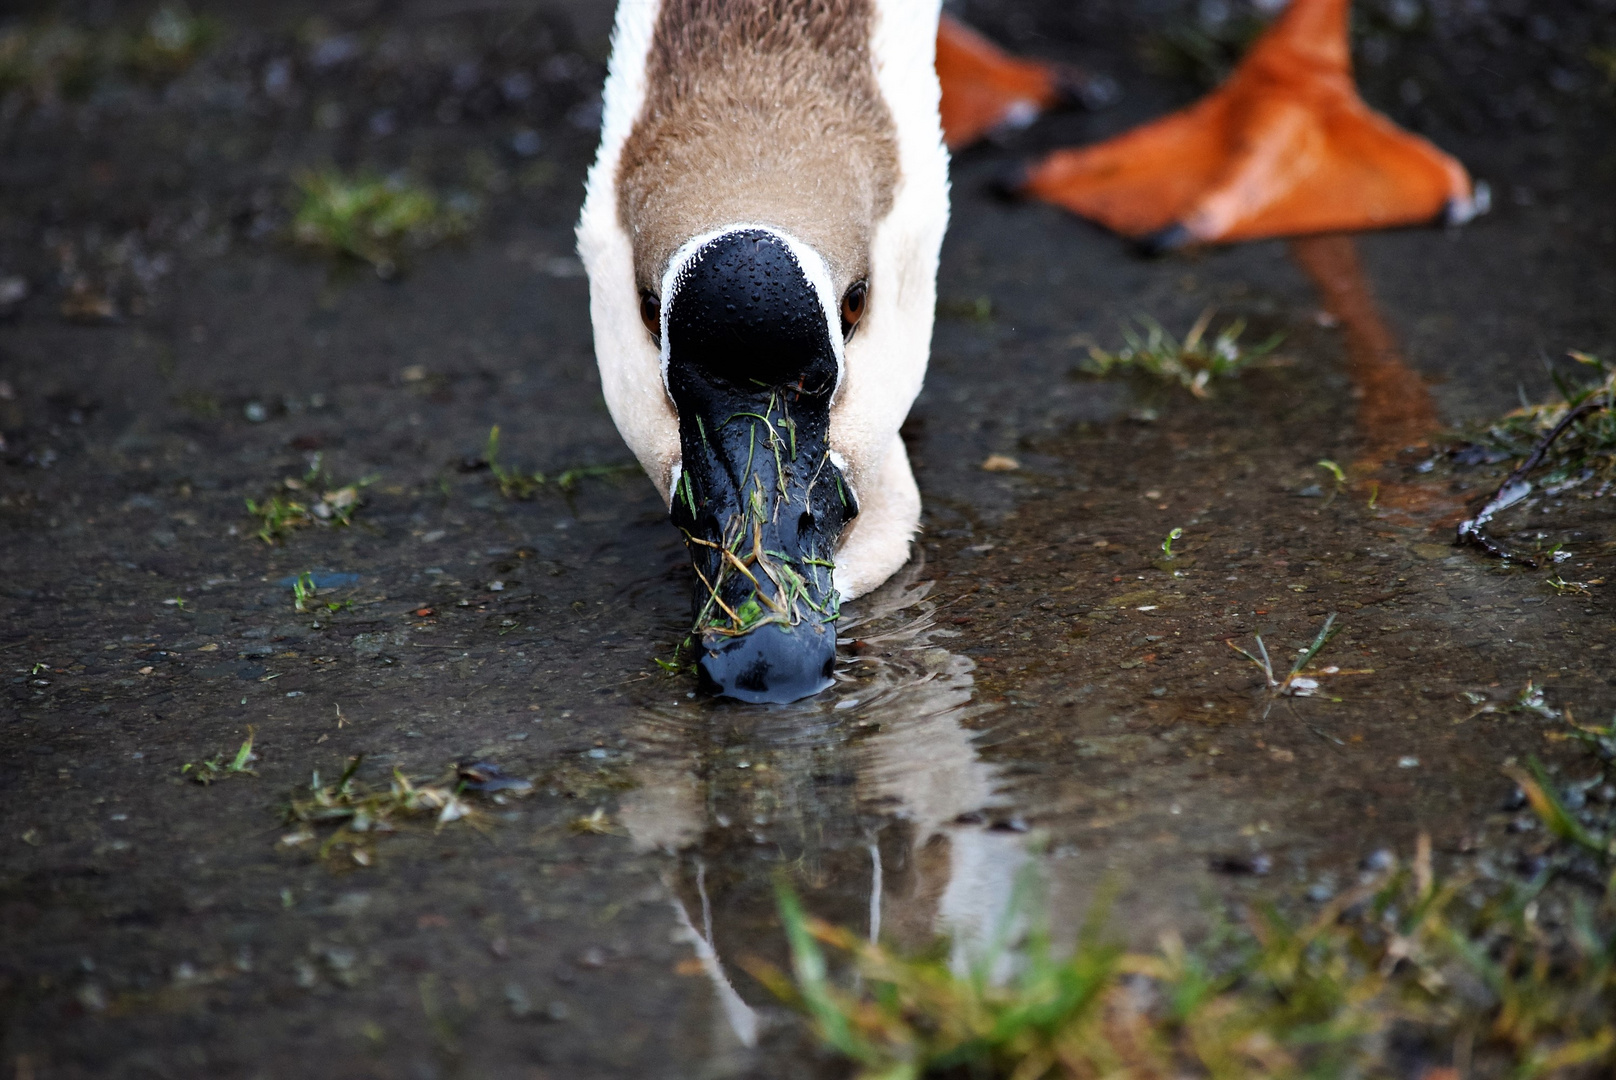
[1,1,1614,1077]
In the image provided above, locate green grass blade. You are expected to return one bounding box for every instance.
[775,879,868,1061]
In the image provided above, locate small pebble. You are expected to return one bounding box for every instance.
[1361,848,1395,872]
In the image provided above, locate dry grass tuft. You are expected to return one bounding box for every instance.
[759,724,1616,1079]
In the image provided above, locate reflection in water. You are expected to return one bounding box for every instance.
[1288,234,1472,526]
[618,561,1026,1049]
[1289,234,1439,456]
[615,241,1450,1057]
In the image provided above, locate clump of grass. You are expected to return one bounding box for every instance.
[1468,352,1616,487]
[1455,352,1616,564]
[481,425,636,500]
[126,5,216,80]
[690,528,833,637]
[0,22,95,102]
[291,571,317,613]
[290,571,354,614]
[0,6,214,104]
[181,727,257,784]
[680,393,844,641]
[1551,711,1616,765]
[1080,308,1283,398]
[760,750,1616,1080]
[1227,612,1372,712]
[1547,569,1595,596]
[281,756,520,866]
[685,483,840,639]
[936,295,994,322]
[568,807,624,836]
[291,170,473,277]
[652,635,696,677]
[758,874,1396,1080]
[245,453,371,544]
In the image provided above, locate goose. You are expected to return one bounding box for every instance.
[577,0,948,705]
[577,0,1479,704]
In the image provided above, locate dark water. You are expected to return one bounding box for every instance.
[1,1,1613,1076]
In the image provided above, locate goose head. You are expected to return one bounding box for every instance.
[577,0,950,703]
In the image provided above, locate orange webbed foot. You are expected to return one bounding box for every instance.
[1016,0,1484,246]
[935,14,1114,151]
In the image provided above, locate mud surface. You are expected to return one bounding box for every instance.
[2,1,1614,1077]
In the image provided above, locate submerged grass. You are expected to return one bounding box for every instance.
[1080,309,1283,398]
[245,453,371,544]
[481,426,636,500]
[280,756,529,866]
[761,724,1616,1079]
[291,170,473,277]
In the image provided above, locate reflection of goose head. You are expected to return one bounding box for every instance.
[618,564,1029,1047]
[576,0,949,703]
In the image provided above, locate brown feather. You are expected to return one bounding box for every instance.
[616,0,900,293]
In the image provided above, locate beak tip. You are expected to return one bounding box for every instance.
[697,621,836,705]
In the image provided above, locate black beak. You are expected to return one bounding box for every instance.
[664,230,858,704]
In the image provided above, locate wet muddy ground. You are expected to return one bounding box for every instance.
[2,1,1614,1077]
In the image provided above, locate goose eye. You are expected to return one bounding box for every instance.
[639,291,661,343]
[840,280,868,338]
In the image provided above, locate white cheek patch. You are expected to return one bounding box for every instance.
[826,448,856,504]
[656,223,847,407]
[666,459,682,503]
